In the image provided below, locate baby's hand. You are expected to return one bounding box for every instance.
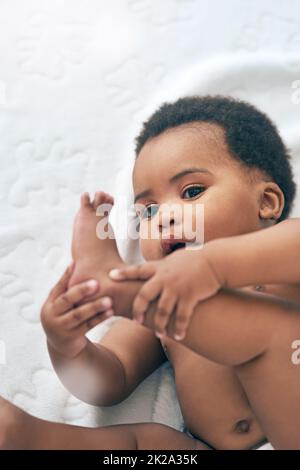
[108,246,223,341]
[41,262,114,358]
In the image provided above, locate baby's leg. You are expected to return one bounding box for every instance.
[25,421,209,450]
[0,396,208,450]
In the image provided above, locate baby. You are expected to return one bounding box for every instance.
[1,95,300,450]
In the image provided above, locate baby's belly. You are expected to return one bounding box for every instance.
[161,337,265,450]
[159,282,300,449]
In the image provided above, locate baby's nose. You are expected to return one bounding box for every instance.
[158,211,175,229]
[158,206,183,231]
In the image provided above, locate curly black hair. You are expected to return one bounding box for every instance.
[134,95,297,223]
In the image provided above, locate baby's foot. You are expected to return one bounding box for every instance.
[68,192,141,318]
[0,395,32,449]
[69,191,123,286]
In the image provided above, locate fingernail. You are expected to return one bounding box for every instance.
[134,315,143,324]
[101,297,112,308]
[155,331,164,339]
[86,279,98,291]
[174,332,185,341]
[109,269,124,280]
[105,309,114,317]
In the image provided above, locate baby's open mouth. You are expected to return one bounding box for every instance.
[161,240,186,255]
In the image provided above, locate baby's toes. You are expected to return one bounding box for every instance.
[93,191,114,211]
[92,191,106,209]
[103,191,114,205]
[81,192,91,208]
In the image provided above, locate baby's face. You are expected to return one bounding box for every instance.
[133,122,266,261]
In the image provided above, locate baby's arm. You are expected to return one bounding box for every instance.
[206,218,300,289]
[48,320,165,407]
[47,339,126,406]
[42,265,165,406]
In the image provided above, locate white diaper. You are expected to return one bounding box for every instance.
[256,441,274,450]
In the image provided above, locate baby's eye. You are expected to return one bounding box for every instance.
[182,185,205,199]
[140,204,159,220]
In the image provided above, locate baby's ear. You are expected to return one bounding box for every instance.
[259,182,284,221]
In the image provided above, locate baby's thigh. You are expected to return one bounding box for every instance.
[134,423,210,450]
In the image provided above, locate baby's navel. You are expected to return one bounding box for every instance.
[234,419,251,434]
[253,284,264,292]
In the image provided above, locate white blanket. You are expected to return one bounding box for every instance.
[1,1,300,451]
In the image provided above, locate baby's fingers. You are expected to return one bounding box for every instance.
[153,289,177,339]
[62,297,113,330]
[48,262,75,302]
[109,262,157,281]
[53,279,100,314]
[172,299,195,341]
[76,308,114,336]
[132,277,162,324]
